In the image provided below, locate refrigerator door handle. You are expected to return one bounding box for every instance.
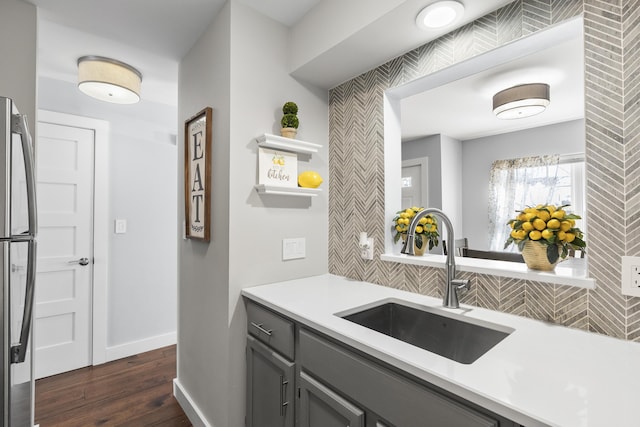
[11,240,36,364]
[12,113,37,237]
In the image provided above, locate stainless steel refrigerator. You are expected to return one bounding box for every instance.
[0,97,37,426]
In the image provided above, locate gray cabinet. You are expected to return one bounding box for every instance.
[299,371,365,427]
[246,300,296,427]
[245,299,521,427]
[246,335,295,427]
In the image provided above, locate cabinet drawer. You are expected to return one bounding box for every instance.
[246,300,294,360]
[299,329,498,427]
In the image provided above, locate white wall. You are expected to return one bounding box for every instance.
[401,134,462,250]
[176,2,329,425]
[461,119,585,249]
[402,135,442,209]
[37,77,178,352]
[228,3,328,426]
[0,0,37,131]
[440,134,463,236]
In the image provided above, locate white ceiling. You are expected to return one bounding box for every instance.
[27,0,322,60]
[289,0,515,89]
[27,0,321,106]
[24,0,583,140]
[24,0,516,107]
[401,28,585,141]
[25,0,583,141]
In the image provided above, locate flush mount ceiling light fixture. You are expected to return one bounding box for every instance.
[416,1,465,30]
[492,83,550,120]
[77,56,142,104]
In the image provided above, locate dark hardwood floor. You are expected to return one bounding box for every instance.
[35,345,192,426]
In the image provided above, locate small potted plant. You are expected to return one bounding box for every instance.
[504,203,586,270]
[280,101,299,138]
[392,206,439,256]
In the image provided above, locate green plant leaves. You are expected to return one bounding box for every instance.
[546,243,560,264]
[415,234,423,249]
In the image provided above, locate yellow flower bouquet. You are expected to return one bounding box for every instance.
[504,204,586,267]
[392,207,439,252]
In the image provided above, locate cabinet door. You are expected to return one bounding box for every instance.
[246,336,295,427]
[299,371,365,427]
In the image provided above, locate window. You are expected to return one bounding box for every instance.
[488,154,585,252]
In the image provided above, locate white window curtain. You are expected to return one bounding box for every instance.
[488,154,560,252]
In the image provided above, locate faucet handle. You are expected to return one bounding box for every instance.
[452,278,470,293]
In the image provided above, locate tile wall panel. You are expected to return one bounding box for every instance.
[476,274,500,311]
[624,0,640,338]
[583,0,626,338]
[328,0,640,341]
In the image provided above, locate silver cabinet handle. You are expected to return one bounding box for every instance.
[250,322,273,336]
[68,257,90,266]
[280,376,289,416]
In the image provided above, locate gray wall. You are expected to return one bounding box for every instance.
[0,0,37,131]
[178,2,232,424]
[37,77,178,349]
[177,2,328,425]
[461,119,585,249]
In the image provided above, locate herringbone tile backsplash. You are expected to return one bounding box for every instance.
[328,0,640,341]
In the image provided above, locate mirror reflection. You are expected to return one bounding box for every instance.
[400,20,585,259]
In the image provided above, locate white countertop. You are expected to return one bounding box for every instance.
[242,274,640,427]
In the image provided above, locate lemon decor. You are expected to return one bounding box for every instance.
[298,171,323,188]
[392,207,439,255]
[504,203,586,270]
[280,101,299,138]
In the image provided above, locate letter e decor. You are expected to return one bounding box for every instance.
[184,107,212,241]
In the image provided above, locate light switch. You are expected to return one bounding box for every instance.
[114,219,127,234]
[283,238,306,260]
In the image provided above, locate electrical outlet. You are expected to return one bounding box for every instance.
[621,256,640,296]
[633,265,640,287]
[360,237,374,260]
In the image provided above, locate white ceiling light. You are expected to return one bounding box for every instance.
[493,83,550,120]
[77,56,142,104]
[416,1,465,30]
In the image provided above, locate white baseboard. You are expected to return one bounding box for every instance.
[173,378,213,427]
[103,331,177,363]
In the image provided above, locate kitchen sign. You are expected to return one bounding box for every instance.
[258,147,297,188]
[184,107,212,241]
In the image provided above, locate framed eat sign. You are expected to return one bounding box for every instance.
[184,107,212,241]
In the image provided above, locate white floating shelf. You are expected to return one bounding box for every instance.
[255,185,322,197]
[256,133,322,154]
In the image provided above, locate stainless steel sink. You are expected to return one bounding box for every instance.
[340,301,512,364]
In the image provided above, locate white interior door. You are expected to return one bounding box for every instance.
[401,158,429,208]
[34,121,94,379]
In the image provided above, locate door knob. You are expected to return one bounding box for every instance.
[68,257,90,266]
